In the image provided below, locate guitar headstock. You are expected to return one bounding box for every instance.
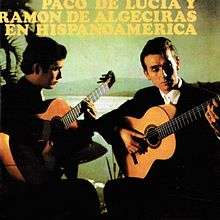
[98,71,115,88]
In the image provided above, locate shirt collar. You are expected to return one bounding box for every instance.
[159,77,182,104]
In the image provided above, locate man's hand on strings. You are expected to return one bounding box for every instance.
[117,128,145,154]
[205,99,220,136]
[82,98,97,120]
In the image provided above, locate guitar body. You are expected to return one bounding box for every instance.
[0,99,76,181]
[124,104,177,178]
[0,71,115,180]
[37,98,78,129]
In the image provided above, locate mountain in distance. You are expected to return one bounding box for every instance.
[44,77,150,97]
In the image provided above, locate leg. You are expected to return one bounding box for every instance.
[104,178,159,220]
[45,179,101,219]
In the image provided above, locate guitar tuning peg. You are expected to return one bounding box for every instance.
[106,70,115,88]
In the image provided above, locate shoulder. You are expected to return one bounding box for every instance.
[182,81,217,100]
[134,86,160,99]
[192,81,220,94]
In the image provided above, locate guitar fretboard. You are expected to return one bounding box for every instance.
[60,82,110,129]
[155,94,220,139]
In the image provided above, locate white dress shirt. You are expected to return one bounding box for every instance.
[159,78,220,140]
[159,77,182,104]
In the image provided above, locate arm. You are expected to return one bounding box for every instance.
[115,127,145,154]
[95,90,150,154]
[205,99,220,137]
[9,136,49,184]
[0,133,25,181]
[50,98,97,159]
[70,98,97,142]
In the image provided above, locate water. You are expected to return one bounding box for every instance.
[65,95,131,118]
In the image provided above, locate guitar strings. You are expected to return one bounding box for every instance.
[144,99,213,141]
[61,82,109,129]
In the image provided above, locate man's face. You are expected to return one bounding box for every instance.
[143,49,180,94]
[38,59,65,89]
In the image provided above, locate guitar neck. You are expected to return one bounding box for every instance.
[60,82,110,129]
[157,94,220,139]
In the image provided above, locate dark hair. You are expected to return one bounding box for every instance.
[21,37,67,74]
[140,37,178,71]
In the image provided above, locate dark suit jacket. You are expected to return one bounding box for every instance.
[96,81,220,201]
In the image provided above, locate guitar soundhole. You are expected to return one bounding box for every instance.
[144,125,160,149]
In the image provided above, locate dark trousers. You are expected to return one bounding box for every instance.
[5,179,101,220]
[104,178,215,220]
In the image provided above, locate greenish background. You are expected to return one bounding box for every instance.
[26,0,220,186]
[26,0,219,97]
[0,0,218,205]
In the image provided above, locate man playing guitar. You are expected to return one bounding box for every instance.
[95,37,220,219]
[0,37,101,220]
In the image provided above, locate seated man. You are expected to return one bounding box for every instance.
[95,37,220,219]
[0,37,101,220]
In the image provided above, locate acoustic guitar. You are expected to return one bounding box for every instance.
[0,71,115,181]
[121,94,220,178]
